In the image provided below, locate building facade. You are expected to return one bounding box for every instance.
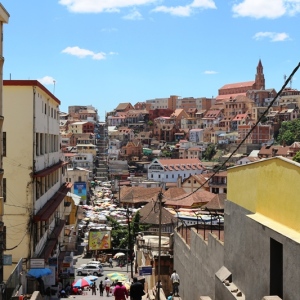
[3,80,71,283]
[147,158,204,183]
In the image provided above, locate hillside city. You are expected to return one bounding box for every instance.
[1,4,300,300]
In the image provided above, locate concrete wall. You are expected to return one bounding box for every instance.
[173,228,224,300]
[223,200,300,300]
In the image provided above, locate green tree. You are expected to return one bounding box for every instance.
[107,211,150,249]
[293,151,300,163]
[277,119,300,146]
[202,144,216,161]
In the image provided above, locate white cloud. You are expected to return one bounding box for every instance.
[123,9,143,20]
[101,28,118,32]
[61,46,106,60]
[152,0,216,16]
[253,32,290,42]
[38,76,56,85]
[59,0,157,13]
[204,70,218,74]
[152,5,192,16]
[232,0,300,19]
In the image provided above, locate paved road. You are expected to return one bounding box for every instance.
[66,251,132,300]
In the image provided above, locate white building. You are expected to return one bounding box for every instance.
[67,152,94,175]
[145,98,169,109]
[3,80,71,283]
[147,158,205,183]
[189,129,204,143]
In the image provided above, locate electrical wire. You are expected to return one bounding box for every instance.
[163,61,300,202]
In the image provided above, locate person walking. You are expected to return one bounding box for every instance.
[170,270,180,296]
[99,281,104,296]
[113,281,128,300]
[104,277,111,296]
[91,282,97,295]
[109,257,113,268]
[130,277,145,300]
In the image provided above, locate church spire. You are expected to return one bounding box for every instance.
[255,59,265,89]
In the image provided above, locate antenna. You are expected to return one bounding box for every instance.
[283,74,287,84]
[290,76,293,89]
[53,80,56,94]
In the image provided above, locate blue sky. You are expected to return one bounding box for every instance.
[1,0,300,120]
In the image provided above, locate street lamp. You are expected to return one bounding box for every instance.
[126,208,134,279]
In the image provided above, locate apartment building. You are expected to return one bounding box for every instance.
[0,3,9,292]
[3,80,71,282]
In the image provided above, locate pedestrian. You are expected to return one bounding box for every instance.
[170,270,180,296]
[130,277,145,300]
[99,281,104,296]
[91,282,97,295]
[109,257,113,268]
[113,281,128,300]
[104,277,111,296]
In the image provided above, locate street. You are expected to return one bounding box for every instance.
[63,251,132,300]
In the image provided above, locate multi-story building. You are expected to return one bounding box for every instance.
[176,97,215,112]
[3,80,72,286]
[147,158,204,183]
[220,95,255,131]
[68,105,98,122]
[189,129,204,143]
[238,123,273,144]
[0,4,9,291]
[69,121,95,134]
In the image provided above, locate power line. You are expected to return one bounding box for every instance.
[164,61,300,202]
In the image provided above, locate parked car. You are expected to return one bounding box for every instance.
[80,261,104,269]
[76,265,103,276]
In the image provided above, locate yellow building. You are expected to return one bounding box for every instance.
[3,80,72,291]
[0,3,9,293]
[220,157,300,299]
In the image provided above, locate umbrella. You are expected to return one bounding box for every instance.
[84,275,98,282]
[27,268,52,278]
[109,274,127,281]
[114,252,126,259]
[123,282,131,290]
[107,272,125,277]
[73,278,93,288]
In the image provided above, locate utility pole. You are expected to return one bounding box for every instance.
[157,191,163,300]
[127,208,134,279]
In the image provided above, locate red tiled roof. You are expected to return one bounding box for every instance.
[232,114,248,121]
[219,81,255,90]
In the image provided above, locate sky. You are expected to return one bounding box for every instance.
[1,0,300,120]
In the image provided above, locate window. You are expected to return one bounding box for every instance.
[3,132,6,157]
[36,133,39,156]
[3,178,6,202]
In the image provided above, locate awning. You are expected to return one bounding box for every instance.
[32,161,68,178]
[38,220,65,260]
[67,192,81,206]
[33,183,72,221]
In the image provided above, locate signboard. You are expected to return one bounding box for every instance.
[74,182,87,201]
[139,266,152,276]
[30,258,45,269]
[88,230,111,250]
[3,254,12,265]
